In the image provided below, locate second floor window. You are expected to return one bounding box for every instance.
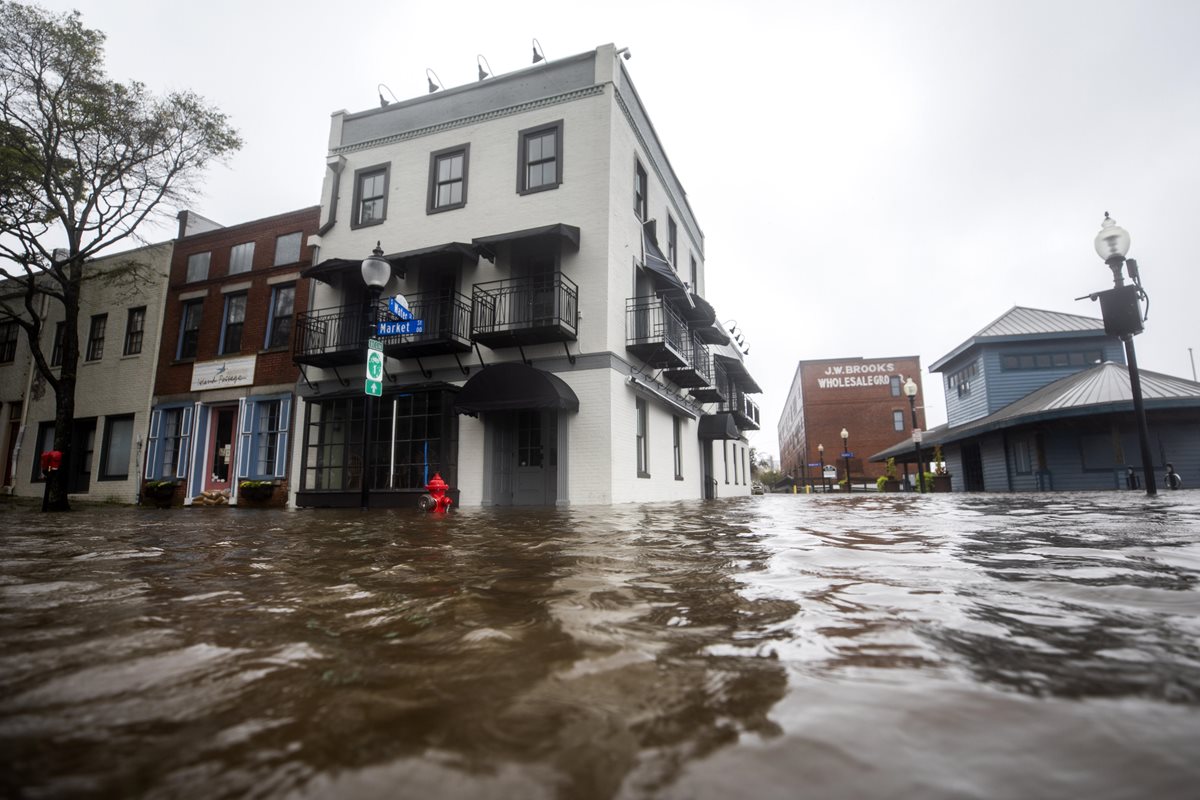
[186,252,210,282]
[689,255,697,289]
[518,121,562,194]
[0,321,17,363]
[893,410,905,431]
[220,294,247,354]
[50,321,64,366]
[86,313,107,361]
[177,300,203,360]
[353,165,389,227]
[123,306,146,355]
[428,146,468,212]
[667,216,677,266]
[229,242,255,274]
[634,160,647,219]
[266,284,295,349]
[274,232,302,266]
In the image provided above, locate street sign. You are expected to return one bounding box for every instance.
[807,462,821,468]
[388,295,414,320]
[377,319,424,336]
[841,451,854,458]
[365,339,383,396]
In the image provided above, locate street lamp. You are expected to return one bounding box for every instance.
[840,427,850,493]
[1090,213,1156,496]
[817,443,826,493]
[360,242,391,510]
[903,377,926,493]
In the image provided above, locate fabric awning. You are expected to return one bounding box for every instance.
[303,242,477,283]
[698,412,741,440]
[472,223,580,261]
[641,223,690,301]
[453,363,579,414]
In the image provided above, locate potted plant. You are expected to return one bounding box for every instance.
[877,458,901,492]
[930,446,953,492]
[143,480,178,507]
[238,480,276,503]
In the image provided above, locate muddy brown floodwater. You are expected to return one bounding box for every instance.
[1,492,1199,799]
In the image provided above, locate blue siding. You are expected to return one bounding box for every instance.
[944,446,964,490]
[979,434,1008,491]
[983,335,1124,414]
[943,354,988,427]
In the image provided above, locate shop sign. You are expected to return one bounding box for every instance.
[191,355,256,391]
[815,361,896,389]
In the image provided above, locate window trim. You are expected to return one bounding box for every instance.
[673,415,684,480]
[50,321,64,367]
[229,241,255,274]
[426,143,470,214]
[351,163,390,229]
[219,293,247,355]
[636,397,650,478]
[85,313,107,361]
[0,320,17,363]
[123,306,146,356]
[98,414,135,481]
[667,215,677,267]
[893,410,905,432]
[516,119,563,195]
[273,232,303,267]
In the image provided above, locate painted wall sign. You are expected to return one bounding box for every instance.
[191,355,257,391]
[816,361,896,389]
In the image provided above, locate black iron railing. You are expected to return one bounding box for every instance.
[294,305,369,367]
[625,296,689,368]
[472,272,578,345]
[664,330,714,388]
[379,290,472,356]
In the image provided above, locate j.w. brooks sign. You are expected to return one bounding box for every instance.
[815,362,896,389]
[191,356,256,391]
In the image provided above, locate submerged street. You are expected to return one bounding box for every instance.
[2,493,1199,799]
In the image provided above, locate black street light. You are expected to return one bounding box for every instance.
[1091,213,1156,496]
[360,243,391,510]
[840,428,850,493]
[817,443,826,493]
[903,377,926,493]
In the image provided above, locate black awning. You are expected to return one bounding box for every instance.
[695,325,730,346]
[641,224,690,299]
[473,223,580,253]
[698,412,741,440]
[453,363,580,415]
[684,293,717,325]
[302,242,478,283]
[713,352,763,393]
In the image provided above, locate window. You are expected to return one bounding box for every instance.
[186,252,211,282]
[85,314,107,361]
[673,416,683,480]
[30,422,54,482]
[733,444,739,484]
[220,293,246,354]
[667,216,677,266]
[254,400,283,476]
[352,164,389,228]
[636,397,649,477]
[1002,350,1108,371]
[428,145,468,213]
[723,442,729,484]
[99,415,134,481]
[518,120,563,194]
[274,232,302,266]
[1012,438,1032,475]
[156,407,189,479]
[266,284,295,350]
[893,410,905,432]
[634,160,648,219]
[742,448,748,486]
[177,299,203,360]
[949,362,978,397]
[123,307,146,356]
[890,376,901,396]
[50,322,64,366]
[0,321,17,363]
[229,242,255,274]
[689,255,697,289]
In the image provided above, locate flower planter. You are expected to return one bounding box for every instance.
[931,475,953,493]
[880,479,901,492]
[142,482,179,508]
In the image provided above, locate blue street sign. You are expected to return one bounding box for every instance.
[388,296,414,320]
[377,319,424,336]
[807,462,821,467]
[841,452,854,458]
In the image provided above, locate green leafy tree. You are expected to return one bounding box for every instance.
[0,2,240,510]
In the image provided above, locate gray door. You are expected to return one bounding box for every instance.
[513,410,547,505]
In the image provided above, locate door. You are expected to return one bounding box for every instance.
[68,418,96,493]
[513,410,547,505]
[205,405,238,493]
[489,410,556,506]
[701,440,715,499]
[962,441,985,491]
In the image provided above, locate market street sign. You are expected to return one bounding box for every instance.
[377,319,424,336]
[365,339,383,397]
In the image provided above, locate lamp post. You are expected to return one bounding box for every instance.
[1092,214,1156,496]
[840,428,850,493]
[360,242,391,510]
[817,443,826,493]
[903,377,926,493]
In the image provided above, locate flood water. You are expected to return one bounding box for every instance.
[2,492,1199,799]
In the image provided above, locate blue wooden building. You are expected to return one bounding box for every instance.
[872,306,1200,491]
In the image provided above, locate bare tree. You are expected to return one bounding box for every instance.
[0,1,240,510]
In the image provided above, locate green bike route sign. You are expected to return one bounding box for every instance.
[365,339,383,396]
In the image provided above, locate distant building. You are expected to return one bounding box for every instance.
[779,355,924,487]
[871,306,1200,491]
[146,207,319,505]
[292,44,759,507]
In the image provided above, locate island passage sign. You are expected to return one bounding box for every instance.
[815,361,896,389]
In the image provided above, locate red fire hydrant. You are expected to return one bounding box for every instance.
[420,472,453,513]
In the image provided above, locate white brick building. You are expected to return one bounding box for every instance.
[292,44,759,507]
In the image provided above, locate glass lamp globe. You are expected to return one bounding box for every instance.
[1094,214,1130,263]
[360,242,391,290]
[903,377,918,398]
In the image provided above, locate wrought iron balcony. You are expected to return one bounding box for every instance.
[471,272,579,347]
[294,305,368,367]
[379,290,472,359]
[725,386,761,431]
[663,330,713,388]
[625,296,689,369]
[689,358,729,404]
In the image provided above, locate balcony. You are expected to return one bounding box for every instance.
[689,359,729,404]
[379,290,472,359]
[625,296,688,368]
[294,305,368,367]
[726,387,761,431]
[471,272,579,347]
[662,331,713,388]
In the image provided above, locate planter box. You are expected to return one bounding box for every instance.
[931,475,953,493]
[880,480,901,492]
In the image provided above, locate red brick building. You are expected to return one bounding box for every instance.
[778,356,926,488]
[146,207,319,505]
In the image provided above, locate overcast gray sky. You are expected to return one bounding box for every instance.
[42,0,1199,459]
